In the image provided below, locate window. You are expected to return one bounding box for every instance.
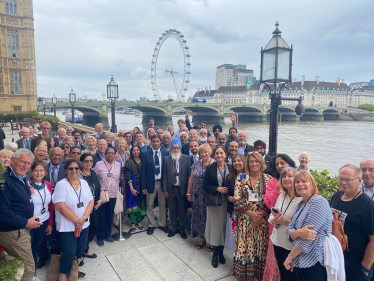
[9,71,22,94]
[7,31,19,58]
[6,0,17,15]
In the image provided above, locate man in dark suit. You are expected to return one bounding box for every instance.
[92,139,107,167]
[94,123,106,140]
[31,121,58,152]
[254,140,273,175]
[37,147,66,268]
[225,127,238,150]
[181,129,199,156]
[188,141,200,165]
[141,135,169,235]
[16,127,33,150]
[163,138,191,239]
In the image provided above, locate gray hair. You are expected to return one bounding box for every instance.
[95,123,103,129]
[299,152,311,161]
[66,126,73,130]
[162,132,171,138]
[207,136,217,142]
[6,142,18,150]
[49,147,63,156]
[200,128,207,133]
[339,164,362,177]
[14,148,34,161]
[21,127,30,133]
[58,128,66,133]
[279,167,297,193]
[180,132,188,138]
[118,129,126,135]
[218,132,226,138]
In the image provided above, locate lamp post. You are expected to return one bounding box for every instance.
[42,98,46,116]
[107,76,119,133]
[52,94,57,117]
[69,89,76,124]
[260,22,304,156]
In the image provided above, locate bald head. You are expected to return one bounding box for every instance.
[238,131,248,146]
[217,133,227,145]
[361,159,374,189]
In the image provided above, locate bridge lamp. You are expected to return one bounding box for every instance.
[52,94,57,117]
[260,21,300,156]
[107,75,119,133]
[42,98,46,116]
[69,88,76,124]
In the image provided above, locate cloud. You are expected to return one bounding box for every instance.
[33,0,374,100]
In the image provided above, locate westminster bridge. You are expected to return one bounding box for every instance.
[40,102,342,129]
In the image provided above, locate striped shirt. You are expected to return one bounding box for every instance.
[286,195,332,268]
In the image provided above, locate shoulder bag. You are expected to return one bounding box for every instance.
[100,163,114,204]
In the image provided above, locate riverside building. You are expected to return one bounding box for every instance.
[0,0,37,113]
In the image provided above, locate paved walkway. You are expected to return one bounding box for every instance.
[1,122,22,147]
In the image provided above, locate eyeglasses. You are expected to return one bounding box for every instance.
[70,152,80,155]
[84,160,93,163]
[337,177,358,183]
[37,150,47,154]
[42,127,51,130]
[68,167,80,171]
[106,152,115,155]
[17,159,33,166]
[51,154,63,157]
[64,145,70,149]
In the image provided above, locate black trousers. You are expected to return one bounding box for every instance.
[295,262,327,281]
[273,244,297,281]
[169,185,186,231]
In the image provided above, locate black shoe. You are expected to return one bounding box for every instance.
[168,230,177,237]
[211,254,218,268]
[36,259,46,269]
[79,260,84,266]
[78,271,87,279]
[180,230,187,239]
[159,226,170,234]
[219,254,226,264]
[147,227,155,235]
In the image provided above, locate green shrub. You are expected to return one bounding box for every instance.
[312,169,340,202]
[357,104,374,111]
[0,252,24,281]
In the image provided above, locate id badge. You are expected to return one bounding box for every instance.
[77,202,84,208]
[248,190,259,202]
[41,208,46,214]
[107,173,113,177]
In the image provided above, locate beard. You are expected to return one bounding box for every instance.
[199,137,207,143]
[238,140,246,146]
[171,151,181,161]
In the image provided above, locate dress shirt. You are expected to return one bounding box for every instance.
[173,159,180,186]
[361,181,374,200]
[153,148,162,180]
[238,145,245,155]
[22,137,30,147]
[97,153,105,161]
[192,154,199,163]
[49,164,60,184]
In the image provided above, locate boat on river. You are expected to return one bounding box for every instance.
[65,114,83,123]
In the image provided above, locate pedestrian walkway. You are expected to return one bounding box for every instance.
[1,122,22,147]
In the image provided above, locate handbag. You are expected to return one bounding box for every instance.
[100,163,114,204]
[331,211,349,251]
[112,190,124,226]
[46,254,79,281]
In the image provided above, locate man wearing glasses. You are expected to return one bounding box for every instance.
[37,147,67,269]
[0,149,43,281]
[330,164,374,280]
[31,121,58,152]
[72,130,87,150]
[57,128,66,145]
[69,146,82,161]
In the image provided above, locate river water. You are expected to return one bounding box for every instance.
[58,111,374,176]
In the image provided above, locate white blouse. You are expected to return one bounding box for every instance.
[268,193,302,251]
[52,178,93,232]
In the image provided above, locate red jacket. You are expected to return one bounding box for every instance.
[28,181,54,226]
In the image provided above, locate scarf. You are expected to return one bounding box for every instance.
[29,178,46,190]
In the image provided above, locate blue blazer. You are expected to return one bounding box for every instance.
[141,149,169,194]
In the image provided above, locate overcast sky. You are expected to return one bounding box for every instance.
[34,0,374,101]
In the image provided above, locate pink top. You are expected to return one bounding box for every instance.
[93,160,121,199]
[265,177,281,235]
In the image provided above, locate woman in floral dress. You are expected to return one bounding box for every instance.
[233,152,272,281]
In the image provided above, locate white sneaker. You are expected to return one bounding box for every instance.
[32,277,41,281]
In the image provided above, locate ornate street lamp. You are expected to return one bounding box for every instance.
[69,88,76,124]
[107,76,119,133]
[260,22,304,156]
[42,98,46,116]
[52,94,57,117]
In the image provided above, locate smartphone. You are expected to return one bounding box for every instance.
[74,136,79,140]
[271,207,279,213]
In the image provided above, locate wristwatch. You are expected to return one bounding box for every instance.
[361,264,370,274]
[82,216,88,222]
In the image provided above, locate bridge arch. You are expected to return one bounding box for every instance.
[322,108,340,120]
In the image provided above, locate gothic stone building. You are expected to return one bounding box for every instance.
[0,0,37,113]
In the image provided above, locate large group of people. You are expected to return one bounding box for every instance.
[0,117,373,281]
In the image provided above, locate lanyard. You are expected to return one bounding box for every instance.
[294,194,314,229]
[246,175,261,197]
[36,186,46,211]
[67,178,82,203]
[104,161,114,174]
[280,193,294,216]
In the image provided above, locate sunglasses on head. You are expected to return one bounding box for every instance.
[68,167,79,171]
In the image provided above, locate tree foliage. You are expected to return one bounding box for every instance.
[312,169,340,202]
[357,104,374,111]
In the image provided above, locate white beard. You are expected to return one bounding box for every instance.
[199,137,207,143]
[171,151,181,161]
[238,140,246,146]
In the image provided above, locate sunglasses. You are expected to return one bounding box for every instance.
[70,152,80,155]
[84,160,93,163]
[68,167,80,171]
[64,145,70,149]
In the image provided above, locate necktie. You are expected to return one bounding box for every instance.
[154,151,160,175]
[195,155,199,162]
[25,140,30,150]
[51,166,57,189]
[172,160,177,185]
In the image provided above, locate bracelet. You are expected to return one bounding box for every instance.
[128,180,132,183]
[186,194,191,196]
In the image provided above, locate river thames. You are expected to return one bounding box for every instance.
[59,111,374,176]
